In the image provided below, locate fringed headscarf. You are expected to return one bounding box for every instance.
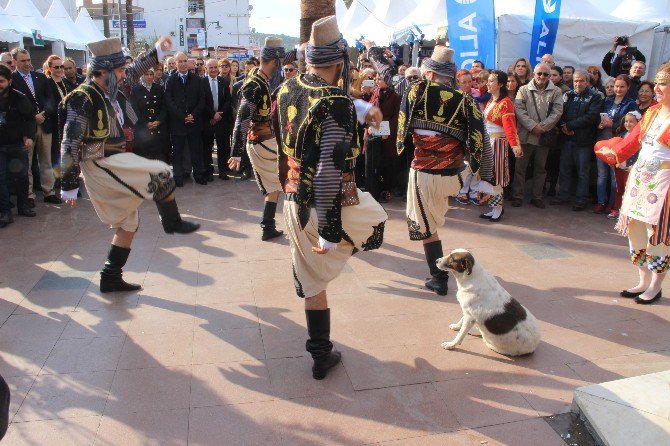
[306,36,351,95]
[90,51,126,101]
[261,46,286,91]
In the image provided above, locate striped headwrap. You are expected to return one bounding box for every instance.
[306,37,351,95]
[261,46,286,91]
[90,52,126,71]
[421,58,457,84]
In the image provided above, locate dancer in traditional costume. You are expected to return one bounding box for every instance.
[368,43,495,296]
[596,64,670,305]
[275,16,387,379]
[479,70,522,222]
[60,37,199,293]
[229,37,296,241]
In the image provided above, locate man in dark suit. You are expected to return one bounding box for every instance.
[11,48,60,205]
[63,58,85,86]
[164,52,207,186]
[202,59,233,181]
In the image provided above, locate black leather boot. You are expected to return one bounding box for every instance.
[305,309,341,380]
[100,245,142,293]
[261,201,283,241]
[423,240,449,296]
[156,199,200,234]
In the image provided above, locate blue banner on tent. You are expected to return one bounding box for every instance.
[446,0,496,70]
[530,0,562,67]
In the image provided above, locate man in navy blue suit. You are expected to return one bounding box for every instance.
[202,59,233,181]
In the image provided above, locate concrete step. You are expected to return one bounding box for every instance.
[571,370,670,446]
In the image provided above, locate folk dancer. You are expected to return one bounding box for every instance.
[275,16,387,379]
[229,37,296,241]
[596,64,670,305]
[372,43,495,296]
[60,37,199,293]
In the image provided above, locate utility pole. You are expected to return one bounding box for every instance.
[102,0,110,38]
[117,0,124,45]
[126,0,135,53]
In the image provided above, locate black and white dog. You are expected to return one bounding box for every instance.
[436,249,541,356]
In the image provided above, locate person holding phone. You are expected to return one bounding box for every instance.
[602,35,646,79]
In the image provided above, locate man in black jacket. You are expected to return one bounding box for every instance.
[202,59,233,181]
[0,64,37,226]
[602,36,646,78]
[164,52,207,186]
[551,71,603,211]
[11,48,60,205]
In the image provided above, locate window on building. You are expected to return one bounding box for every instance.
[186,18,205,30]
[187,0,204,14]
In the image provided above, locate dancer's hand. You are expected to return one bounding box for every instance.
[228,157,241,172]
[312,246,330,254]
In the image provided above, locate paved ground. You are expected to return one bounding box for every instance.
[1,176,669,445]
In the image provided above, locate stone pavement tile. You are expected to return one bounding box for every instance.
[265,356,353,399]
[0,297,19,326]
[76,287,140,311]
[341,340,518,391]
[95,408,189,446]
[474,418,567,446]
[502,364,590,416]
[125,305,195,335]
[137,285,198,310]
[190,360,274,407]
[60,309,132,340]
[118,329,193,369]
[330,290,451,321]
[14,371,114,422]
[3,415,100,446]
[42,336,125,374]
[258,308,309,359]
[194,301,259,330]
[143,260,200,287]
[188,402,282,446]
[433,375,540,429]
[192,326,265,364]
[104,365,191,416]
[0,313,69,376]
[4,374,36,422]
[196,283,257,304]
[567,350,670,383]
[13,288,88,315]
[274,383,461,445]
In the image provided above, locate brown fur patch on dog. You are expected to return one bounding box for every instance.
[446,251,475,275]
[484,298,527,335]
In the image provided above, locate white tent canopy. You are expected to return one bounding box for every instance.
[74,6,105,43]
[335,0,348,23]
[339,0,377,41]
[0,6,23,44]
[4,0,61,41]
[349,0,419,42]
[44,0,87,50]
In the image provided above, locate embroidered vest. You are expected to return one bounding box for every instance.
[60,82,114,141]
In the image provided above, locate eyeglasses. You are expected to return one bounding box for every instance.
[219,64,230,67]
[196,62,204,66]
[52,65,64,69]
[283,68,295,72]
[406,75,420,81]
[535,72,550,77]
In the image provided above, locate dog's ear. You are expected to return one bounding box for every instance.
[461,253,475,275]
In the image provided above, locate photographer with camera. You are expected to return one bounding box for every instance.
[602,35,646,79]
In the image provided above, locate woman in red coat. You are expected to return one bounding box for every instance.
[596,64,670,305]
[480,70,522,222]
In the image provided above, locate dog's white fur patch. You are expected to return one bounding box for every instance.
[437,249,541,356]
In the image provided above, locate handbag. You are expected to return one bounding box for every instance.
[530,90,559,147]
[341,172,360,206]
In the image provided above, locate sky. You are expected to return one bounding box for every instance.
[249,0,301,36]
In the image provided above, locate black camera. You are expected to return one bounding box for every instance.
[616,35,630,46]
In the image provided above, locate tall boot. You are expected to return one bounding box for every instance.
[423,240,449,296]
[305,309,341,380]
[100,245,142,293]
[156,199,200,234]
[261,200,283,241]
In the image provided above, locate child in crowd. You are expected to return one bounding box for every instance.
[455,70,483,205]
[473,70,492,110]
[610,111,642,219]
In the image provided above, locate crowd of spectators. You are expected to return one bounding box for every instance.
[0,34,666,228]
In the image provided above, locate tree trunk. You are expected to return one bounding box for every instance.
[300,0,335,44]
[102,0,110,38]
[125,0,135,53]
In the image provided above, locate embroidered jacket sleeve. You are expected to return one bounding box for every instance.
[231,81,259,157]
[367,47,397,92]
[313,114,348,244]
[60,93,91,191]
[124,49,160,88]
[462,95,495,185]
[498,98,520,147]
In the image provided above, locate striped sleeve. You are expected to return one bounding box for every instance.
[368,47,398,93]
[231,95,257,157]
[124,49,159,88]
[314,116,347,243]
[60,101,88,191]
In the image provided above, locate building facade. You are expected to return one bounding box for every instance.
[81,0,251,54]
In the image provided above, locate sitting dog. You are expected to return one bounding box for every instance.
[436,249,541,356]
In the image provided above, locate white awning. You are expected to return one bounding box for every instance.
[44,0,87,50]
[74,6,105,43]
[4,0,61,41]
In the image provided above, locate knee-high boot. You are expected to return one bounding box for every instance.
[100,245,142,293]
[423,240,449,296]
[156,199,200,234]
[261,200,283,241]
[305,309,341,380]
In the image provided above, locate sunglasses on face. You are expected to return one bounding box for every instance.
[219,64,230,67]
[535,72,550,77]
[283,68,295,72]
[196,62,204,66]
[52,65,64,69]
[407,75,420,81]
